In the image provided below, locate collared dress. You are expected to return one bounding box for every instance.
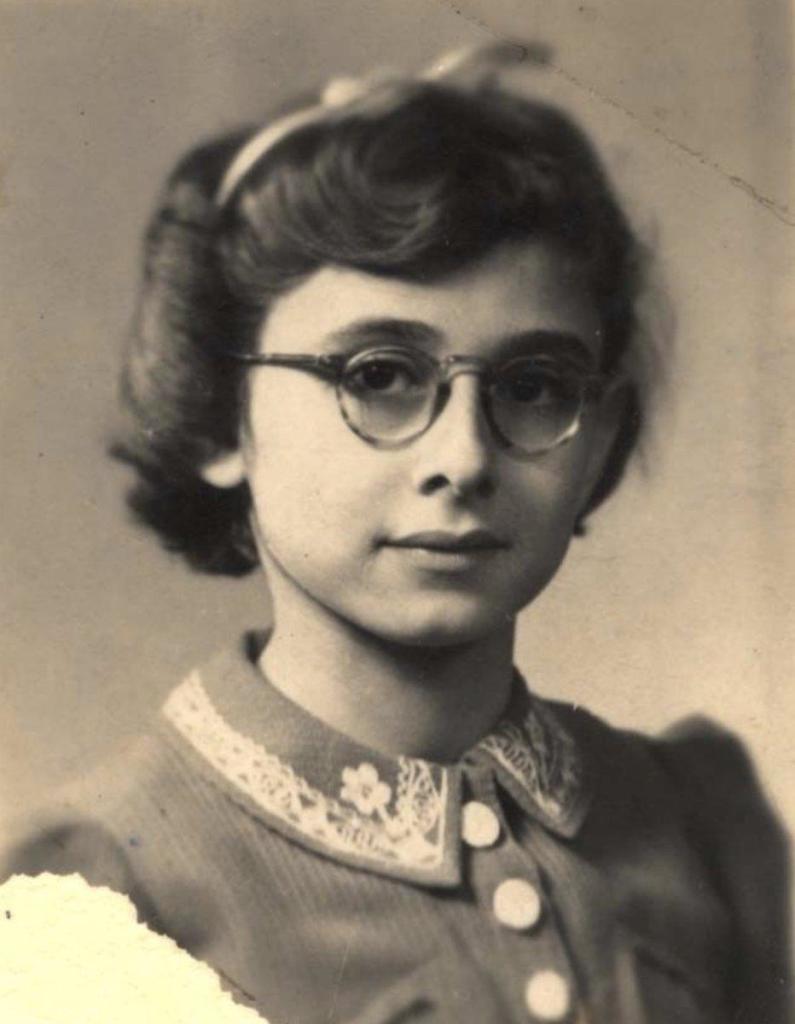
[3,636,791,1024]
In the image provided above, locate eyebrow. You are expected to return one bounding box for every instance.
[322,319,443,352]
[497,330,598,368]
[321,318,596,366]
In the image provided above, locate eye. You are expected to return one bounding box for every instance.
[495,360,577,407]
[343,350,427,397]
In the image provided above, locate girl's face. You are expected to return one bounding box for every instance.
[209,240,621,646]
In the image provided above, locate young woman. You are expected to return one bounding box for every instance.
[4,44,790,1024]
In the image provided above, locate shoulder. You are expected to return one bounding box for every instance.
[550,702,790,899]
[657,717,792,1020]
[554,703,792,1021]
[0,730,180,929]
[562,705,789,876]
[655,713,772,795]
[554,702,784,832]
[650,715,790,867]
[649,715,790,912]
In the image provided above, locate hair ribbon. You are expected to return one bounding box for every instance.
[215,41,551,207]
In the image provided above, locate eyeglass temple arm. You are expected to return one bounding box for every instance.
[220,351,345,380]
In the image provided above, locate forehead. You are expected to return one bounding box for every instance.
[258,240,601,358]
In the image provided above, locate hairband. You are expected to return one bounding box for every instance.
[215,40,551,207]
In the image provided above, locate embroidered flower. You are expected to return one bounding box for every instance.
[340,762,392,816]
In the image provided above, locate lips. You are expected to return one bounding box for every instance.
[387,530,508,553]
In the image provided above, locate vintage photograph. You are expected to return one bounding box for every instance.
[1,1,793,1021]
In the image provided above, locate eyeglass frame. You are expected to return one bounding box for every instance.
[222,345,618,457]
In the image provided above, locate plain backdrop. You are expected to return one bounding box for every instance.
[1,0,793,860]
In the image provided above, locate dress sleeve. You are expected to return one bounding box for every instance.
[0,811,164,933]
[657,716,792,1024]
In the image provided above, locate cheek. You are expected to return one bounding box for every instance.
[242,379,391,551]
[503,445,595,593]
[513,442,593,528]
[244,382,326,537]
[502,467,585,607]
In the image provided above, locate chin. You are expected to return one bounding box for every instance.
[354,597,516,650]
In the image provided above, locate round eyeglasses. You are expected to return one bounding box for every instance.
[226,345,612,456]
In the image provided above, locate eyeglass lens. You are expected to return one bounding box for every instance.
[338,348,586,453]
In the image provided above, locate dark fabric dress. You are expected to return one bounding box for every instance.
[3,636,791,1023]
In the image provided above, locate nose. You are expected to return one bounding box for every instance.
[411,372,497,499]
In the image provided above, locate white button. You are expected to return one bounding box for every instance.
[461,801,500,848]
[493,878,542,930]
[524,970,571,1020]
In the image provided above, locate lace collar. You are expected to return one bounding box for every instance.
[161,636,592,886]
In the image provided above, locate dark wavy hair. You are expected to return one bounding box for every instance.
[112,78,655,575]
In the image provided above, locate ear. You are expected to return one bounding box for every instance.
[200,449,246,489]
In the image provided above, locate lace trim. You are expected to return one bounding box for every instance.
[478,701,582,822]
[163,673,447,869]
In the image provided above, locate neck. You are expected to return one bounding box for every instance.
[258,580,516,764]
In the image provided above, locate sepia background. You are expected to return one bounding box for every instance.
[1,0,793,865]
